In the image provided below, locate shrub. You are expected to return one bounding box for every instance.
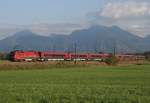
[105,55,119,65]
[0,52,8,60]
[144,52,150,61]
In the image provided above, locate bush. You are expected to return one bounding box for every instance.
[145,57,150,61]
[144,51,150,61]
[105,55,119,65]
[0,52,9,60]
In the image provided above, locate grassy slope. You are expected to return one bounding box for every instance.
[0,65,150,103]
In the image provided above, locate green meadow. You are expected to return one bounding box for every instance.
[0,64,150,103]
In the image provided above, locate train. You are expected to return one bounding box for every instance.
[8,50,145,62]
[9,50,111,62]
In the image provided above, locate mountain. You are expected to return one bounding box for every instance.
[69,25,144,52]
[0,25,149,53]
[142,35,150,51]
[144,35,150,42]
[0,30,46,51]
[0,30,69,52]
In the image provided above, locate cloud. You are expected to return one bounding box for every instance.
[0,24,24,39]
[90,1,150,37]
[0,23,88,40]
[99,2,150,19]
[26,23,87,36]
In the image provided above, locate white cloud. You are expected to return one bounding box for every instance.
[0,23,88,40]
[99,2,150,19]
[27,23,87,36]
[91,1,150,37]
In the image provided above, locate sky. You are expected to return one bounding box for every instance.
[0,0,103,24]
[0,0,150,39]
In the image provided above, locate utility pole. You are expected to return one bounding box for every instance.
[113,40,116,56]
[100,40,104,53]
[74,42,77,64]
[53,45,55,52]
[13,44,19,51]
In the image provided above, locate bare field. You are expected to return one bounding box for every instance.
[0,60,149,70]
[0,60,107,70]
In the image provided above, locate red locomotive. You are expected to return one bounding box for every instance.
[10,50,40,62]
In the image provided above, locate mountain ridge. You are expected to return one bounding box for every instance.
[0,25,149,53]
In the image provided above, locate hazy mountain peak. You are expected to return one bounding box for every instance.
[110,25,121,29]
[13,30,35,37]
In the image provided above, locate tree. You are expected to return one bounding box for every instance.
[105,54,119,65]
[144,51,150,61]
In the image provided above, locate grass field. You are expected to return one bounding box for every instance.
[0,64,150,103]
